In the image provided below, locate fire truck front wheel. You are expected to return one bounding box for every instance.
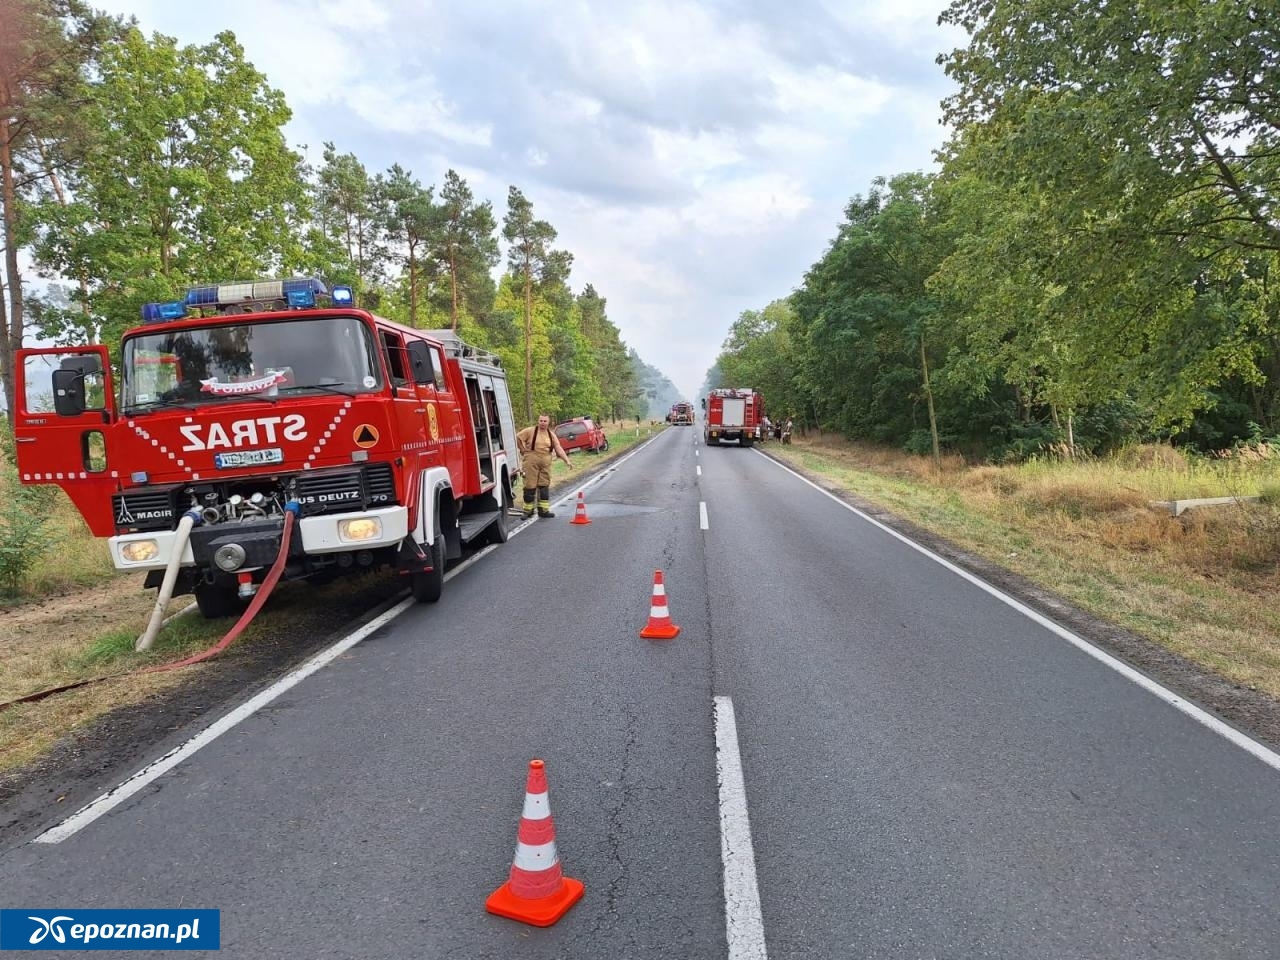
[411,523,446,604]
[195,580,247,619]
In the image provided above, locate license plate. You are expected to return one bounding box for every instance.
[214,448,284,469]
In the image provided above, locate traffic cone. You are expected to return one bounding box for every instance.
[485,759,584,927]
[570,491,591,525]
[639,569,680,639]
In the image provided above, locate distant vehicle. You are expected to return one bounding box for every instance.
[669,402,694,425]
[555,417,608,454]
[703,388,763,446]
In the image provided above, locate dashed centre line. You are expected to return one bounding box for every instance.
[697,465,702,477]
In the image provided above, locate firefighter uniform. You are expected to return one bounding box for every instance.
[516,422,567,517]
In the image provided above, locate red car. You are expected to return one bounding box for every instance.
[555,417,609,454]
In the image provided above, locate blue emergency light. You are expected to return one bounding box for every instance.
[143,278,343,322]
[141,301,187,323]
[185,277,328,312]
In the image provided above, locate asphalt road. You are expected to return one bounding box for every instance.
[2,427,1278,959]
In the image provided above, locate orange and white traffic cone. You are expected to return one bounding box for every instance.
[485,759,584,927]
[639,569,680,640]
[570,491,591,525]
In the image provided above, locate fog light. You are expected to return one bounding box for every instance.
[121,539,159,563]
[214,543,247,572]
[339,517,382,542]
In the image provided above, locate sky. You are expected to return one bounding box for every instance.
[95,0,965,400]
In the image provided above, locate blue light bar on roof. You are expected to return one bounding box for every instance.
[184,277,329,312]
[141,301,187,323]
[331,285,354,305]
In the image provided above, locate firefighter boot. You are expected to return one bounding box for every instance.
[537,486,555,518]
[522,488,536,519]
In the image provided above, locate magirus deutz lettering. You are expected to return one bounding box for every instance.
[14,277,521,618]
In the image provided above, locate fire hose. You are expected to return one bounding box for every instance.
[0,505,299,713]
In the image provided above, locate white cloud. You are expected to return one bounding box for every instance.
[345,82,493,146]
[772,67,894,127]
[681,174,813,235]
[89,0,959,398]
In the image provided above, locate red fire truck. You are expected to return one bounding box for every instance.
[13,278,521,618]
[669,401,694,426]
[702,388,763,447]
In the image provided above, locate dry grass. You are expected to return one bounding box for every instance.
[769,434,1280,697]
[0,579,225,773]
[0,452,236,772]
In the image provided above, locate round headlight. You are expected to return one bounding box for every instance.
[214,543,247,572]
[121,539,159,563]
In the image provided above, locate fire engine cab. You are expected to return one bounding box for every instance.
[13,278,520,618]
[702,388,763,447]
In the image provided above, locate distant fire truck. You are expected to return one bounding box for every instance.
[13,278,520,618]
[669,401,694,425]
[702,388,763,447]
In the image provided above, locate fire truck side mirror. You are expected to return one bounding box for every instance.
[51,368,87,417]
[701,398,706,409]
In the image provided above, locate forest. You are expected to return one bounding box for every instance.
[0,1,682,431]
[705,2,1279,462]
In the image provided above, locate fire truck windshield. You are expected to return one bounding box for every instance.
[122,315,382,412]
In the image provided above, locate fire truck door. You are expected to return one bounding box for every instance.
[13,346,118,484]
[479,378,504,450]
[491,376,519,463]
[463,374,493,485]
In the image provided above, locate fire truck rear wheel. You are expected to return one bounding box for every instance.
[411,522,445,604]
[194,581,246,619]
[483,484,511,545]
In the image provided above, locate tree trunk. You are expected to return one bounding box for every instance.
[0,272,11,434]
[0,116,23,429]
[523,265,533,423]
[449,247,460,332]
[920,334,940,468]
[407,240,418,328]
[1065,411,1076,460]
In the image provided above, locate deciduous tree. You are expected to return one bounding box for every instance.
[33,28,306,350]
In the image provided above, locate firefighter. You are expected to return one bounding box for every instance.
[516,414,572,518]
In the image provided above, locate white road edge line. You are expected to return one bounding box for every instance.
[550,429,665,507]
[34,430,671,845]
[714,696,768,960]
[700,501,710,530]
[755,450,1280,774]
[34,591,414,844]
